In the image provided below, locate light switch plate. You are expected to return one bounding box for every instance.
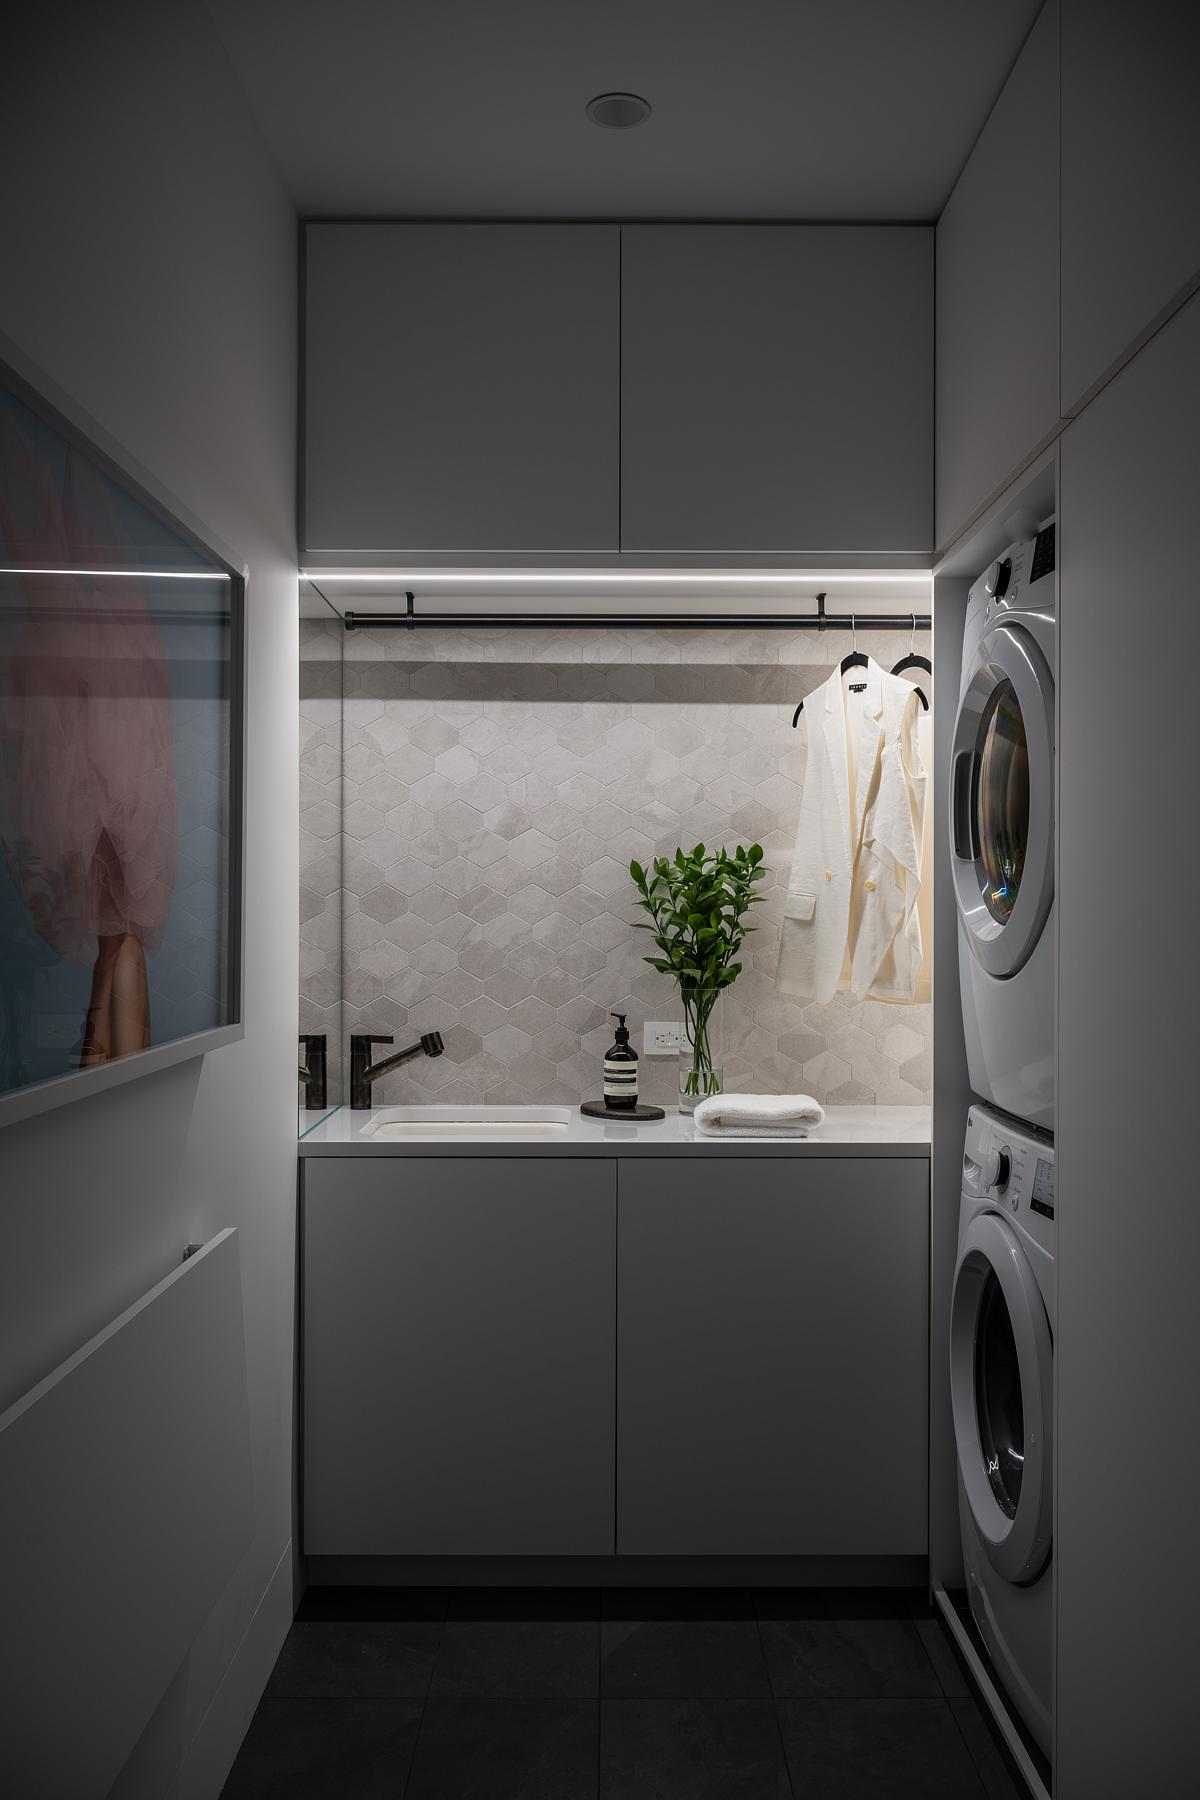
[644,1020,685,1056]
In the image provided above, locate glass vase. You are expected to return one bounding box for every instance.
[678,988,724,1112]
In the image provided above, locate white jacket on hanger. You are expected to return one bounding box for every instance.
[777,656,927,1005]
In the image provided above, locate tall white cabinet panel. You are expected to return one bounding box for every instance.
[935,0,1059,552]
[616,1158,929,1555]
[303,223,619,554]
[1056,292,1200,1795]
[620,226,933,556]
[303,1158,616,1554]
[1060,0,1200,413]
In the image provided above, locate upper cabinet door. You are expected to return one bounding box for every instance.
[936,0,1060,554]
[1061,1,1200,415]
[303,223,619,555]
[620,226,933,557]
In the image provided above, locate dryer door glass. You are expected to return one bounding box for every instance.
[949,620,1054,980]
[974,1268,1024,1517]
[974,678,1029,926]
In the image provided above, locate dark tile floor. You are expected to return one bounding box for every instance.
[222,1588,1025,1798]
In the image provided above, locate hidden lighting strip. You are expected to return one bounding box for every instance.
[0,567,230,580]
[300,569,932,585]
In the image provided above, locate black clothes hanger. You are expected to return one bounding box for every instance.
[792,612,869,727]
[890,614,930,709]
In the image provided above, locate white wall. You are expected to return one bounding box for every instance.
[0,4,298,1795]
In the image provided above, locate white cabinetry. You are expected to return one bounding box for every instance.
[620,225,933,557]
[1060,0,1200,413]
[303,1156,617,1554]
[616,1157,929,1555]
[935,0,1060,551]
[1055,291,1200,1795]
[303,223,620,555]
[303,1151,931,1561]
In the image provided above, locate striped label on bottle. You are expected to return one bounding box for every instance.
[603,1058,638,1102]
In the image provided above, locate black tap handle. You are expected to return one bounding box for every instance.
[299,1032,328,1110]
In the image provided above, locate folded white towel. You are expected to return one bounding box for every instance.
[691,1092,826,1137]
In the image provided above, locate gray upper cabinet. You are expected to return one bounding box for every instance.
[303,223,619,555]
[616,1157,929,1556]
[935,0,1060,553]
[620,225,933,557]
[1060,1,1200,415]
[303,1156,616,1555]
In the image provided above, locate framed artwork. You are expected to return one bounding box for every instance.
[0,338,245,1129]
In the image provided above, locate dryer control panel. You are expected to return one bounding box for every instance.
[967,518,1056,633]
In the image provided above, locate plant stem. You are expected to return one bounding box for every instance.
[683,989,720,1097]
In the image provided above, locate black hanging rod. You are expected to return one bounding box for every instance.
[342,592,931,632]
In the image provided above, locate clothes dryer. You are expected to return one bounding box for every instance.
[952,1104,1055,1756]
[952,522,1056,1131]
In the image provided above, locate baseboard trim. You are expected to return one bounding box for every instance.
[303,1552,928,1589]
[933,1583,1051,1800]
[167,1540,294,1800]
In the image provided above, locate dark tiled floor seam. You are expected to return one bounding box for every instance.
[948,1691,1026,1800]
[399,1695,429,1797]
[755,1615,800,1799]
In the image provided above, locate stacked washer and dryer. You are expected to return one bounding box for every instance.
[948,520,1057,1759]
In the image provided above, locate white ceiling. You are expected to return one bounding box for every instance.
[209,0,1042,220]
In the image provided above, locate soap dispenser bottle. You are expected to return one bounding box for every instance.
[603,1012,639,1112]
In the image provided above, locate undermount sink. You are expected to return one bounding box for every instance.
[359,1104,573,1140]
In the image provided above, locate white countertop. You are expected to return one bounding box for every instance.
[298,1103,930,1158]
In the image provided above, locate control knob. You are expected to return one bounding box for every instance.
[978,1145,1012,1191]
[983,557,1012,601]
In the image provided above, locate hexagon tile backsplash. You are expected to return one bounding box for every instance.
[299,617,932,1110]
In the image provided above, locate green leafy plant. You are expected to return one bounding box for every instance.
[629,843,767,1102]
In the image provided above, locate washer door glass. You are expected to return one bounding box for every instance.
[950,1210,1053,1584]
[975,680,1029,927]
[974,1268,1024,1516]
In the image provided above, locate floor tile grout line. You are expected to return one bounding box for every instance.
[919,1611,974,1703]
[768,1694,965,1706]
[757,1614,800,1799]
[398,1629,440,1795]
[909,1611,949,1696]
[947,1693,999,1799]
[596,1618,604,1787]
[400,1690,428,1797]
[755,1609,785,1707]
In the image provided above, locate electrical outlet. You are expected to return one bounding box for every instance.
[644,1020,685,1056]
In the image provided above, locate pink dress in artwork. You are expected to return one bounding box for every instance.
[0,399,176,967]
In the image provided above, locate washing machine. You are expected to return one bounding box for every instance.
[951,1103,1055,1757]
[952,521,1056,1132]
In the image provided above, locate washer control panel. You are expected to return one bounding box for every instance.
[963,1104,1054,1221]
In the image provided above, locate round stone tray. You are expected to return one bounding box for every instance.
[579,1100,666,1122]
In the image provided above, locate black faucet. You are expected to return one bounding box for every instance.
[299,1033,327,1110]
[350,1031,444,1109]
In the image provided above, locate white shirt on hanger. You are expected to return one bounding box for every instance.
[777,656,928,1005]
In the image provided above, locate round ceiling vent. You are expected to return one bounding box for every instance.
[586,92,652,129]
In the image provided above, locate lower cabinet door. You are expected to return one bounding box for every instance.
[303,1157,616,1555]
[616,1158,929,1556]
